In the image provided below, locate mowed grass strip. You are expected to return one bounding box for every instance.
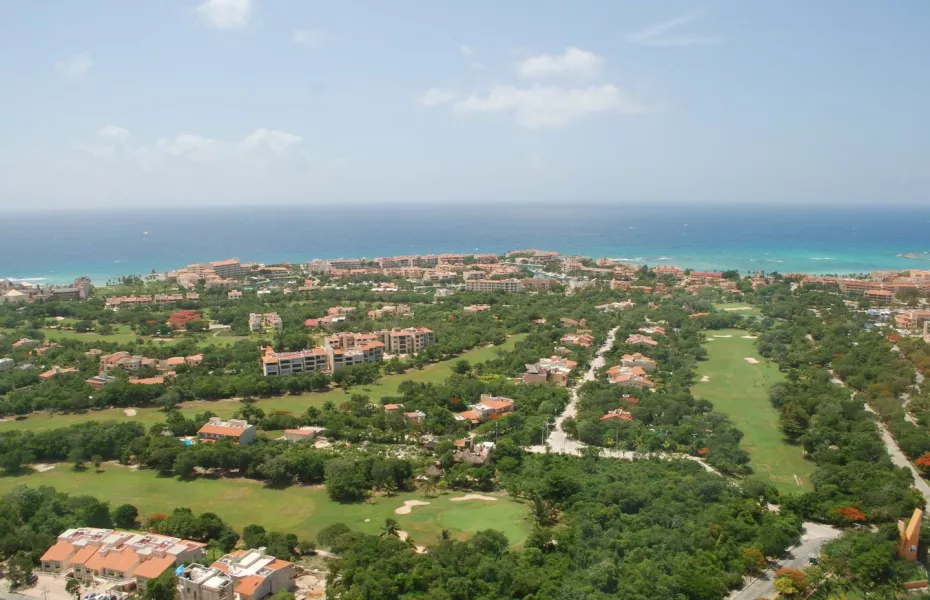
[0,466,529,546]
[0,334,526,433]
[692,329,814,493]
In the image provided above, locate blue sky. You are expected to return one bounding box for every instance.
[1,0,928,210]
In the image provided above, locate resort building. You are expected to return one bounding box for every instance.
[596,301,636,312]
[228,290,243,300]
[328,341,384,371]
[521,277,556,291]
[39,528,205,590]
[379,327,435,354]
[210,259,249,279]
[249,313,283,332]
[688,271,725,284]
[168,310,203,329]
[262,347,328,376]
[197,418,257,445]
[367,304,411,319]
[465,279,522,293]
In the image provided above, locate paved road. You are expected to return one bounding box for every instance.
[727,522,843,600]
[831,369,930,511]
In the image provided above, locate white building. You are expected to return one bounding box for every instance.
[465,279,522,293]
[249,313,283,332]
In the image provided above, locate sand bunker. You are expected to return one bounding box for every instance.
[713,335,733,338]
[123,408,137,416]
[450,494,497,502]
[33,463,56,473]
[744,357,760,364]
[723,307,752,311]
[740,335,758,339]
[700,376,710,382]
[395,500,431,515]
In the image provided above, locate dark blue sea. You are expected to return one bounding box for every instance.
[1,204,929,285]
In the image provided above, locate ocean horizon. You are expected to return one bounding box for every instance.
[2,203,929,285]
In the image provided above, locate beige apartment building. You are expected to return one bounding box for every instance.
[379,327,435,354]
[465,279,522,293]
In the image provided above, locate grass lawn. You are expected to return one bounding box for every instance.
[692,329,815,493]
[0,334,527,433]
[1,326,143,345]
[0,466,530,546]
[713,302,763,317]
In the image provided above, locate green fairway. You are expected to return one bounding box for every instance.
[713,303,763,317]
[0,334,526,433]
[692,329,814,492]
[0,466,529,546]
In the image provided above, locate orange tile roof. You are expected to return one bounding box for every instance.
[130,376,165,385]
[133,555,176,580]
[266,558,292,571]
[199,424,246,437]
[479,399,513,410]
[41,540,73,562]
[100,548,139,573]
[70,544,102,567]
[235,575,264,596]
[166,357,185,366]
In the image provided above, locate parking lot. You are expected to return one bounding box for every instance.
[15,573,125,600]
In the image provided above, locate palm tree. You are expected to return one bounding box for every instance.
[379,518,400,538]
[531,493,553,527]
[420,479,438,499]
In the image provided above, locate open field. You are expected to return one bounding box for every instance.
[713,303,763,317]
[693,329,814,493]
[0,334,526,433]
[0,465,530,546]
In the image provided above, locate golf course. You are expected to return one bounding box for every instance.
[0,334,525,433]
[692,329,815,492]
[0,465,530,545]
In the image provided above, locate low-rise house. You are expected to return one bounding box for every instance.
[453,439,495,465]
[560,333,594,348]
[596,300,635,312]
[249,313,283,332]
[639,326,666,336]
[608,373,654,389]
[367,304,411,319]
[455,394,514,424]
[523,357,577,386]
[405,410,427,425]
[12,338,39,349]
[38,366,79,381]
[600,408,634,423]
[86,375,118,390]
[464,304,491,313]
[621,353,657,371]
[228,290,243,300]
[282,426,325,442]
[625,334,659,347]
[197,418,257,445]
[129,375,168,385]
[167,310,203,330]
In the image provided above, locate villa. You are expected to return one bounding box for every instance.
[625,334,659,347]
[197,418,257,445]
[178,548,294,600]
[455,394,514,424]
[600,408,634,423]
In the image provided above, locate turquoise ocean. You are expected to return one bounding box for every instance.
[1,204,928,285]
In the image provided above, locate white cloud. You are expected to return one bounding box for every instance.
[518,47,604,79]
[417,88,457,107]
[453,84,650,128]
[239,128,302,152]
[97,126,130,143]
[627,10,723,47]
[460,44,483,70]
[196,0,251,29]
[55,53,92,80]
[292,28,339,47]
[157,134,218,162]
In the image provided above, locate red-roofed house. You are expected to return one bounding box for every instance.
[600,408,634,423]
[197,418,257,445]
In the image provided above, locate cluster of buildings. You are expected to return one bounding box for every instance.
[104,293,199,309]
[804,271,930,304]
[367,304,410,319]
[40,528,206,591]
[261,327,435,376]
[85,350,203,387]
[0,277,93,304]
[560,332,594,348]
[39,528,294,600]
[464,278,557,293]
[169,259,254,289]
[454,394,515,425]
[384,403,427,426]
